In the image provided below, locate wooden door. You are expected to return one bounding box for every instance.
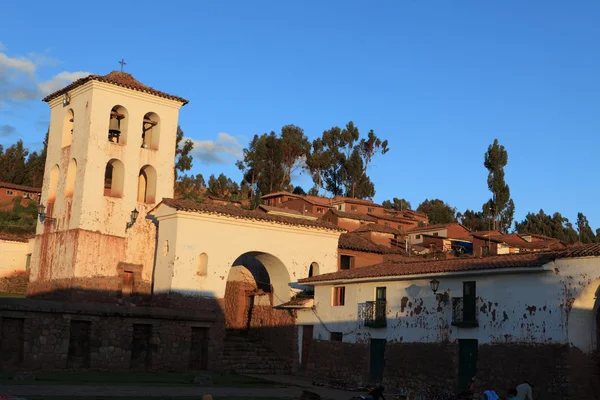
[458,339,478,391]
[301,325,313,365]
[369,338,386,383]
[122,271,134,296]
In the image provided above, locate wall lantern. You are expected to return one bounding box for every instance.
[126,208,139,230]
[37,203,56,225]
[63,92,71,107]
[430,278,440,294]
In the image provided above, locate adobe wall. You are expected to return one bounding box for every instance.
[336,218,362,232]
[303,340,599,400]
[339,249,383,269]
[0,239,30,278]
[0,298,221,372]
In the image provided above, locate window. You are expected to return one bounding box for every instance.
[351,205,358,211]
[481,246,490,257]
[142,112,160,150]
[433,232,439,236]
[137,165,157,203]
[416,234,421,239]
[64,159,77,198]
[23,193,31,199]
[337,205,342,210]
[333,287,345,306]
[340,255,353,270]
[104,159,125,197]
[463,281,476,322]
[376,287,387,302]
[62,109,74,147]
[48,164,60,203]
[108,105,128,144]
[368,207,374,213]
[317,207,324,214]
[384,222,390,227]
[197,253,208,276]
[6,190,14,196]
[309,262,319,277]
[330,332,343,341]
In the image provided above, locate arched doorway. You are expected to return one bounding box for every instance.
[223,251,291,331]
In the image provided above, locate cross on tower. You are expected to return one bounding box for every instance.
[118,58,127,72]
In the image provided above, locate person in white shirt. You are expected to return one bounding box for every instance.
[515,381,534,400]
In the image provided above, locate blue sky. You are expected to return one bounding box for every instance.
[1,1,599,229]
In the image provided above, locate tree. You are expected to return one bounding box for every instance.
[576,212,596,244]
[457,209,489,232]
[483,139,513,232]
[382,198,411,211]
[417,199,457,225]
[0,140,29,184]
[292,186,306,196]
[208,173,240,200]
[23,130,48,187]
[175,174,206,201]
[514,209,580,244]
[175,125,194,181]
[280,125,311,188]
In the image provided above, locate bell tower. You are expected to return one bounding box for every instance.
[28,71,188,298]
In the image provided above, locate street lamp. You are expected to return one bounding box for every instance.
[430,278,440,294]
[126,208,139,230]
[37,203,56,225]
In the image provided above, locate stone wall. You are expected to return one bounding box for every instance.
[0,298,221,372]
[0,272,29,294]
[306,340,369,384]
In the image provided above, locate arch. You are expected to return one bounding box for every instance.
[64,158,77,198]
[197,253,208,276]
[108,105,128,145]
[142,112,160,150]
[62,109,74,147]
[309,261,319,277]
[47,164,60,203]
[104,159,125,197]
[569,278,600,353]
[137,165,157,203]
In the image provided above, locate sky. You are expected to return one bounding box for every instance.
[1,1,599,229]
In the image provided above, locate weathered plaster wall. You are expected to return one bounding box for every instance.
[152,209,341,305]
[0,239,29,278]
[30,79,184,289]
[306,257,600,352]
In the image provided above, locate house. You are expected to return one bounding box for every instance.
[322,208,377,231]
[422,234,473,256]
[329,197,385,215]
[0,182,41,210]
[260,191,299,206]
[368,212,420,232]
[257,205,319,220]
[406,223,471,244]
[279,196,331,216]
[297,243,600,398]
[337,231,404,270]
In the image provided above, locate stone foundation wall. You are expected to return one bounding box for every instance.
[249,304,298,369]
[0,272,29,294]
[0,298,221,372]
[306,340,369,384]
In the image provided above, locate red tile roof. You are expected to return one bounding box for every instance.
[42,71,189,104]
[339,233,403,254]
[327,209,377,222]
[331,196,377,206]
[0,232,33,243]
[367,213,415,224]
[472,234,548,250]
[407,223,470,233]
[260,191,297,199]
[154,198,342,231]
[257,205,318,219]
[299,242,600,283]
[355,223,401,236]
[0,182,41,193]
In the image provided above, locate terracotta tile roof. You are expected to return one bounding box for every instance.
[469,230,502,237]
[327,209,377,222]
[407,222,470,233]
[367,213,415,224]
[0,232,33,243]
[260,191,297,199]
[331,196,378,206]
[0,182,41,193]
[472,234,548,250]
[42,71,189,104]
[155,198,342,231]
[257,205,318,220]
[403,209,428,217]
[355,223,401,236]
[275,296,314,309]
[300,242,600,283]
[206,195,242,204]
[339,233,403,254]
[302,195,333,206]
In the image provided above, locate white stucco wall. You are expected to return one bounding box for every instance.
[408,228,447,244]
[300,256,600,353]
[0,239,30,277]
[152,206,341,305]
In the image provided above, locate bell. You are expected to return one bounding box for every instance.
[108,116,121,143]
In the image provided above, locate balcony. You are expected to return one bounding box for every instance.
[359,301,387,328]
[452,297,478,328]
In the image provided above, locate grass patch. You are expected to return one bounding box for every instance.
[0,372,282,388]
[24,397,283,400]
[0,292,26,298]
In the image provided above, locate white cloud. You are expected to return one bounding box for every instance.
[38,71,91,95]
[0,44,90,107]
[190,133,244,164]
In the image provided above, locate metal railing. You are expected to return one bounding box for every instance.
[359,301,387,328]
[452,297,478,327]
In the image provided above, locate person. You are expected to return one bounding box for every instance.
[368,385,386,400]
[457,377,475,399]
[515,381,534,400]
[507,388,518,400]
